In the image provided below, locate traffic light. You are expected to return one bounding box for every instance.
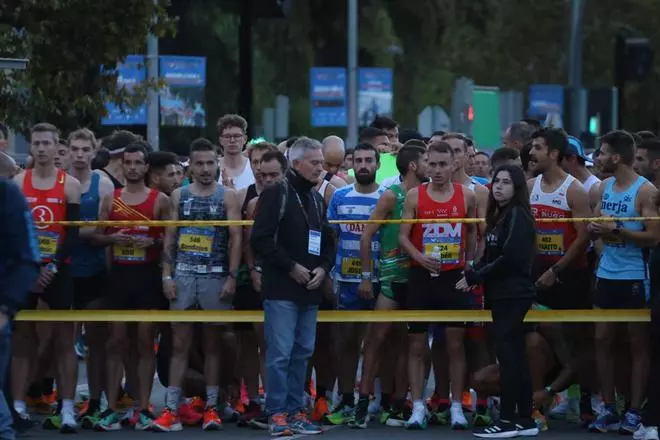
[589,115,600,135]
[616,35,654,82]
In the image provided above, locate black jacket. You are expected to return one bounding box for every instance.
[465,205,536,301]
[251,169,335,305]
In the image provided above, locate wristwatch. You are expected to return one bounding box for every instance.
[361,271,372,281]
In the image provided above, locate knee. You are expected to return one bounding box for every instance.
[445,333,465,358]
[593,325,614,347]
[106,329,127,357]
[12,327,35,357]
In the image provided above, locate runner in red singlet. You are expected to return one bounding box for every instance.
[97,142,170,431]
[399,141,477,430]
[13,122,82,433]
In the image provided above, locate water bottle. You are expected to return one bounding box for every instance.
[430,245,441,278]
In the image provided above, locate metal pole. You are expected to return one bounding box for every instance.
[346,0,358,148]
[568,0,586,136]
[147,0,160,150]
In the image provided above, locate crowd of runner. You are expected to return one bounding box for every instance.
[2,113,660,439]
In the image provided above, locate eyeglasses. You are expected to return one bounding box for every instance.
[221,134,244,141]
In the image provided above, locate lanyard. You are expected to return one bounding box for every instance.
[289,184,320,229]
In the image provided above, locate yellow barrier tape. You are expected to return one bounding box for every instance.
[34,216,660,227]
[14,309,650,323]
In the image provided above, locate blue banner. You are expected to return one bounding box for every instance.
[102,55,147,126]
[160,56,207,127]
[359,68,393,127]
[528,84,564,118]
[310,67,347,127]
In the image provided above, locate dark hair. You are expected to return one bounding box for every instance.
[600,130,636,166]
[398,129,424,144]
[216,114,247,134]
[124,142,149,159]
[520,142,532,172]
[353,142,380,162]
[285,136,299,149]
[0,122,8,139]
[31,122,60,142]
[248,141,277,160]
[520,118,543,130]
[636,130,656,141]
[359,127,387,142]
[344,149,354,158]
[189,138,216,155]
[148,151,178,172]
[396,144,426,175]
[260,150,287,173]
[508,121,536,143]
[427,141,454,158]
[637,138,660,161]
[402,139,426,149]
[91,148,110,170]
[441,132,469,151]
[485,164,534,231]
[370,116,398,131]
[431,130,447,138]
[107,130,140,152]
[531,127,568,163]
[491,147,520,167]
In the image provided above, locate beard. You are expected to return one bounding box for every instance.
[355,172,376,185]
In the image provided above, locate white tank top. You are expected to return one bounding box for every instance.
[317,179,330,198]
[219,157,255,191]
[582,174,601,193]
[530,174,575,211]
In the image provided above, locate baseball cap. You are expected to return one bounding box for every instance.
[566,135,593,167]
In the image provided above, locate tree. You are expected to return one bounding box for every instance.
[0,0,175,136]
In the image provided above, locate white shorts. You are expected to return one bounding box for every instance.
[171,273,233,311]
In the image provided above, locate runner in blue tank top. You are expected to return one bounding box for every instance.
[587,130,660,434]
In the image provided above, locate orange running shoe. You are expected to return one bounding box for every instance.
[178,402,202,426]
[202,407,223,431]
[152,408,183,432]
[34,396,54,415]
[190,396,205,413]
[43,391,57,405]
[311,396,330,422]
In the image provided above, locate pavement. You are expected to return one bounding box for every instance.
[9,363,592,439]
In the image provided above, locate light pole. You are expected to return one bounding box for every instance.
[346,0,358,148]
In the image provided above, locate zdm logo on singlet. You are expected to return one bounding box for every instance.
[422,223,462,264]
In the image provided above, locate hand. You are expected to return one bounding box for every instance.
[587,221,616,237]
[289,263,311,285]
[132,236,155,249]
[417,254,440,274]
[306,267,326,290]
[535,268,557,290]
[250,269,262,293]
[163,278,176,300]
[32,266,55,292]
[220,277,236,300]
[110,232,134,246]
[358,279,374,300]
[221,168,235,189]
[455,276,473,292]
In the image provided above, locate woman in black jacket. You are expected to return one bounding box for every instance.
[456,164,539,438]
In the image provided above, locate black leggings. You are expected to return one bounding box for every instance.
[491,298,533,421]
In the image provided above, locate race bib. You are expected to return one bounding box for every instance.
[423,241,460,264]
[113,235,147,262]
[37,231,59,260]
[421,223,462,265]
[537,230,564,255]
[178,227,213,257]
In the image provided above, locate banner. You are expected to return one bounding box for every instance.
[310,67,347,127]
[159,56,207,127]
[102,55,147,126]
[358,68,393,127]
[528,84,564,119]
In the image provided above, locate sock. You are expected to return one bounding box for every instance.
[341,392,354,407]
[316,386,327,401]
[62,399,74,415]
[381,393,392,410]
[413,399,425,413]
[451,400,462,410]
[14,400,26,414]
[42,377,55,395]
[437,397,450,412]
[166,386,181,412]
[206,386,219,409]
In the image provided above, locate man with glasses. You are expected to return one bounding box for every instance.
[217,114,255,190]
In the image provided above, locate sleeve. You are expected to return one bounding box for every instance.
[1,181,41,313]
[465,206,536,285]
[250,184,294,272]
[318,193,336,273]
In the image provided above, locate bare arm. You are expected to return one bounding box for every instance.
[360,190,395,272]
[244,198,259,269]
[473,185,488,260]
[225,188,243,274]
[554,181,591,271]
[464,188,478,262]
[398,187,423,262]
[329,175,347,189]
[621,183,660,247]
[87,176,115,244]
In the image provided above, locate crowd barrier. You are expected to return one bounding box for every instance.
[25,216,656,323]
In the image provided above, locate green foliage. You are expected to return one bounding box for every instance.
[0,0,176,136]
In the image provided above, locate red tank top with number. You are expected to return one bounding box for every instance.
[410,183,467,272]
[109,188,162,265]
[529,174,586,268]
[23,169,67,263]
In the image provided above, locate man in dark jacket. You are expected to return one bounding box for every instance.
[251,136,335,436]
[0,178,41,439]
